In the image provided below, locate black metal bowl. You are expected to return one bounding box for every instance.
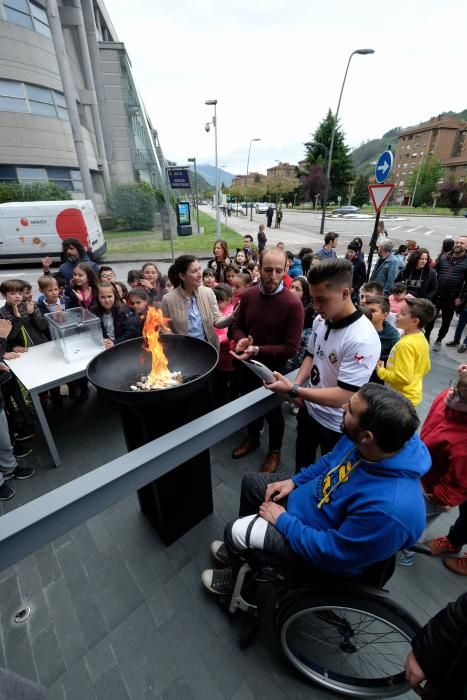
[86,334,218,406]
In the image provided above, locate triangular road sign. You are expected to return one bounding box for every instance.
[368,184,395,212]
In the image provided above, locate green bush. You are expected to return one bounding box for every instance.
[0,181,71,203]
[107,182,160,230]
[99,215,119,231]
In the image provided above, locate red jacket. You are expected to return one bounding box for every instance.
[420,389,467,507]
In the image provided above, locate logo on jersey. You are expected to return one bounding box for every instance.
[328,351,338,364]
[316,461,353,505]
[310,365,320,386]
[353,352,373,368]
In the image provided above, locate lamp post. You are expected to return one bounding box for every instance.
[245,137,261,221]
[319,48,374,235]
[304,141,329,211]
[205,99,220,239]
[187,157,200,233]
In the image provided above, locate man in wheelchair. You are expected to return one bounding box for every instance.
[202,382,432,595]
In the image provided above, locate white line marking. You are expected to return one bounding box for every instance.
[424,230,433,236]
[405,226,422,233]
[390,226,402,231]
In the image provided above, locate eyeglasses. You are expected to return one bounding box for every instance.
[449,379,467,403]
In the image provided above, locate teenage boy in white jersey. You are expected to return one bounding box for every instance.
[266,259,381,471]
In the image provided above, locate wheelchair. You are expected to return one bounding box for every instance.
[220,551,421,698]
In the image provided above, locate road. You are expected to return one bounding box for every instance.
[211,206,465,256]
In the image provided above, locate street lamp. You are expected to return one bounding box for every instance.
[320,48,374,235]
[205,99,220,240]
[245,137,261,221]
[187,157,200,234]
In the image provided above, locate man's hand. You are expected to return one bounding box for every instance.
[230,335,256,361]
[103,338,114,349]
[4,351,20,360]
[454,298,463,307]
[12,346,27,353]
[0,363,10,374]
[265,479,295,503]
[404,651,426,689]
[0,319,12,339]
[264,371,293,395]
[26,301,35,315]
[259,501,286,525]
[42,256,52,272]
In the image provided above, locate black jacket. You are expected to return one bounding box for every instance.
[0,302,48,350]
[351,256,367,291]
[395,265,437,300]
[412,591,467,699]
[435,253,467,301]
[96,306,139,344]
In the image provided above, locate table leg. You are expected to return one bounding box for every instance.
[30,390,62,468]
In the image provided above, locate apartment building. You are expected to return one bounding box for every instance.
[393,115,467,204]
[266,162,297,179]
[0,0,166,213]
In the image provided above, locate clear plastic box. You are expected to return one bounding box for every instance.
[45,308,103,363]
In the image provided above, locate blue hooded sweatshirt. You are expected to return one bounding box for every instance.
[275,434,431,575]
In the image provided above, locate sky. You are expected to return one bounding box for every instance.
[105,0,467,175]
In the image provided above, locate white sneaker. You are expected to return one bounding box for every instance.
[432,340,441,352]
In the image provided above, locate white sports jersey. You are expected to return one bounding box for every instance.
[306,310,381,432]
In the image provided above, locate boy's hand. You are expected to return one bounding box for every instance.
[377,360,385,368]
[4,351,20,360]
[0,319,12,338]
[103,338,114,349]
[12,346,27,353]
[26,301,35,315]
[12,304,21,318]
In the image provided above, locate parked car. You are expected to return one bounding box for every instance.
[332,205,361,215]
[255,203,275,214]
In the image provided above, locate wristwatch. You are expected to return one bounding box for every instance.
[288,383,300,399]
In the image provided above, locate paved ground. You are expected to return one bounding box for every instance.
[0,345,463,699]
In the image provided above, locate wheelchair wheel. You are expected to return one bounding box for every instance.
[276,589,421,698]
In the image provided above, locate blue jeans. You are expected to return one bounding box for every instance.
[453,307,467,343]
[0,410,17,486]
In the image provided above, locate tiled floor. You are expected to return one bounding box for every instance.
[0,348,464,699]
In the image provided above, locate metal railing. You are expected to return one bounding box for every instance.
[0,384,286,573]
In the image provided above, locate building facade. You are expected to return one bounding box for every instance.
[0,0,166,213]
[393,115,467,204]
[266,162,297,180]
[231,172,267,189]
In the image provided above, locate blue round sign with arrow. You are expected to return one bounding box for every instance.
[375,150,393,184]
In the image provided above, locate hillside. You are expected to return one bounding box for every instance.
[351,108,467,177]
[192,164,235,187]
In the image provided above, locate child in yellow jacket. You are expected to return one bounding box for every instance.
[376,297,436,406]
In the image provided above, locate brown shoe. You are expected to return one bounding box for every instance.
[232,439,260,459]
[443,555,467,576]
[260,452,281,473]
[425,535,462,557]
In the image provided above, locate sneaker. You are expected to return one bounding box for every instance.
[13,466,35,480]
[446,340,460,347]
[201,567,235,595]
[425,535,462,556]
[443,555,467,576]
[13,444,32,459]
[457,344,467,354]
[13,430,34,442]
[0,483,15,501]
[211,540,230,566]
[432,340,442,352]
[398,550,415,567]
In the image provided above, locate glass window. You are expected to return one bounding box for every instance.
[4,7,33,28]
[30,1,47,23]
[0,80,24,98]
[46,167,69,179]
[29,100,57,117]
[26,84,53,103]
[56,106,69,120]
[50,179,73,191]
[76,101,87,128]
[17,167,47,180]
[5,0,29,11]
[0,165,17,180]
[34,20,52,38]
[53,92,67,108]
[0,95,29,112]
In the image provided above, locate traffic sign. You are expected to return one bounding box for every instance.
[368,184,395,212]
[167,168,191,189]
[375,150,393,184]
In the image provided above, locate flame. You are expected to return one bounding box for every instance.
[142,306,173,385]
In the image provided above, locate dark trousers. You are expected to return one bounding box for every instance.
[448,502,467,547]
[239,365,285,452]
[453,308,467,343]
[295,407,341,473]
[425,297,456,342]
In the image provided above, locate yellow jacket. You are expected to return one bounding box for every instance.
[376,331,430,406]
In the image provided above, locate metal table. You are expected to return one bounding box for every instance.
[4,341,103,467]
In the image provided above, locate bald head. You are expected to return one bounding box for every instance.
[259,247,287,293]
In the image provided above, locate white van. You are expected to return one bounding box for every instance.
[0,200,106,260]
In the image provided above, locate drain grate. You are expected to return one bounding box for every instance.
[14,606,31,624]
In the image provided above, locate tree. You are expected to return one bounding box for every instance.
[108,182,160,230]
[352,174,370,208]
[407,157,444,206]
[438,180,467,215]
[0,181,71,203]
[304,109,355,203]
[266,176,299,226]
[300,165,325,208]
